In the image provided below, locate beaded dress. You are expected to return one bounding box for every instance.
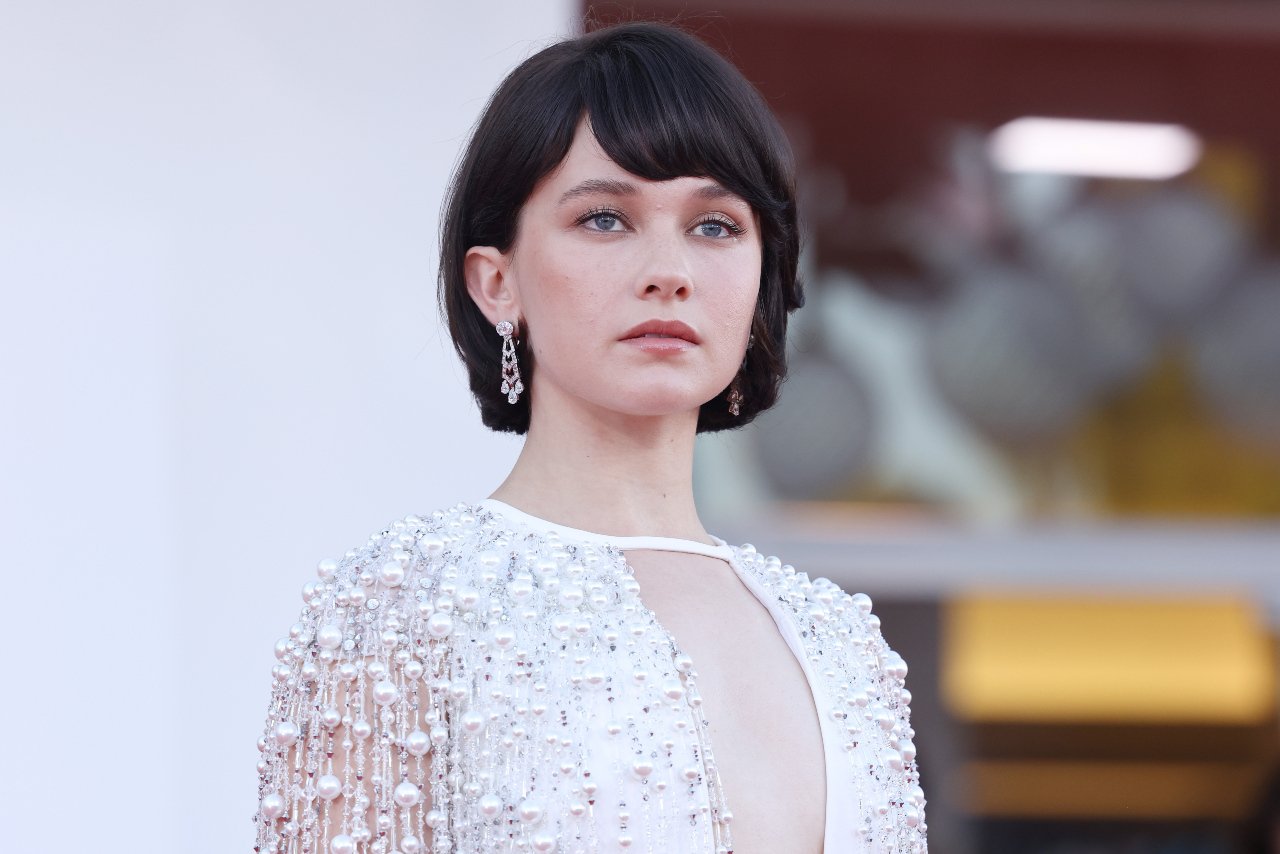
[255,500,928,854]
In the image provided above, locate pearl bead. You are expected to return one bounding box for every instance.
[394,781,421,807]
[273,721,299,747]
[406,729,430,756]
[380,560,406,587]
[532,834,557,852]
[329,834,355,854]
[632,759,654,778]
[260,792,285,820]
[373,680,399,705]
[479,794,502,816]
[457,586,480,609]
[427,612,454,638]
[316,558,338,580]
[883,652,909,680]
[316,774,342,801]
[352,719,372,740]
[316,625,342,650]
[518,799,544,823]
[401,835,422,853]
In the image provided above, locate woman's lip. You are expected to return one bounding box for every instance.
[620,320,701,344]
[620,336,697,352]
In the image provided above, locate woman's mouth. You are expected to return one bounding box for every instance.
[619,319,701,346]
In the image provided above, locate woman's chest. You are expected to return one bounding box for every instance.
[625,551,829,854]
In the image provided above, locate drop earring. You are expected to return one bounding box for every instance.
[496,320,524,404]
[727,379,743,416]
[726,333,755,417]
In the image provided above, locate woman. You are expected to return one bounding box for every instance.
[255,21,926,854]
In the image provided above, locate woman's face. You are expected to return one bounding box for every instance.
[472,120,762,426]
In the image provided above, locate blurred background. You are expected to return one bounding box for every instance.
[638,2,1280,852]
[3,1,1278,852]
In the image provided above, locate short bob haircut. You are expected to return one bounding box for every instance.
[439,21,804,434]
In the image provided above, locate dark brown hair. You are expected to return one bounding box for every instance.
[439,21,804,433]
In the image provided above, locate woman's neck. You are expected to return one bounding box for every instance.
[488,392,709,542]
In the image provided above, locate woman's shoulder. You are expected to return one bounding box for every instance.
[306,501,501,581]
[728,541,911,674]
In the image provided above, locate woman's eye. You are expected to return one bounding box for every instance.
[694,218,742,238]
[582,211,625,232]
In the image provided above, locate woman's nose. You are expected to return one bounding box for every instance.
[634,233,694,300]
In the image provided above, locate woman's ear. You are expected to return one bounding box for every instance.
[464,245,520,327]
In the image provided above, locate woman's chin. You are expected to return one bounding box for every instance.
[535,375,729,420]
[599,389,722,420]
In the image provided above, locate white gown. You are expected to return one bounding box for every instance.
[254,500,927,854]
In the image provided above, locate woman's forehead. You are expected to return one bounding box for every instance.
[538,125,748,207]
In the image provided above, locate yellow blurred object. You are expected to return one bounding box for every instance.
[1072,349,1280,517]
[1191,141,1266,231]
[957,759,1267,819]
[943,595,1275,724]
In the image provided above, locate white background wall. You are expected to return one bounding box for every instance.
[0,2,573,850]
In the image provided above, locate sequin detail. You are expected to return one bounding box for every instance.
[255,503,927,853]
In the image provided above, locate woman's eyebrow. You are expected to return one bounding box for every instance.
[558,178,638,206]
[557,178,746,207]
[691,183,742,202]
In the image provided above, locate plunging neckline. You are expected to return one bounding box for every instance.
[477,497,838,853]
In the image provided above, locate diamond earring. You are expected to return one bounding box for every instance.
[727,378,744,416]
[727,333,754,417]
[496,320,524,404]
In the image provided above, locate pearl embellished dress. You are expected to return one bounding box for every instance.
[255,500,927,854]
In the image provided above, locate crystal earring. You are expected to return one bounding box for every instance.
[496,320,524,404]
[726,333,754,417]
[727,378,743,416]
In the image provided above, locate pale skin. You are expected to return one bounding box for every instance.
[464,119,828,853]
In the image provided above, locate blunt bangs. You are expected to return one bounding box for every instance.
[579,34,790,223]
